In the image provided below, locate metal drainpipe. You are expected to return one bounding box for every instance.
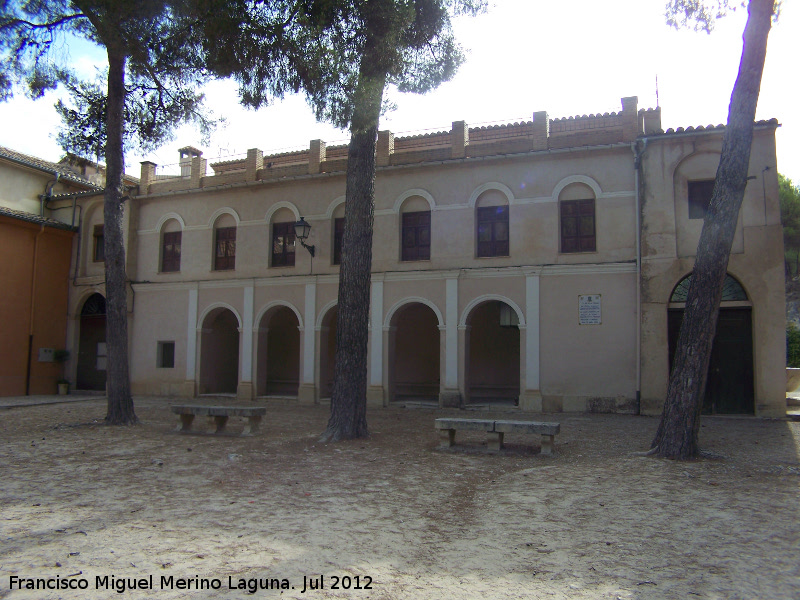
[25,224,45,395]
[632,138,648,415]
[72,204,83,286]
[39,173,60,217]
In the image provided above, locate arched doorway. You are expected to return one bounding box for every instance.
[199,308,239,395]
[668,273,754,414]
[388,302,440,403]
[77,293,107,391]
[465,300,520,405]
[319,306,338,399]
[256,306,300,396]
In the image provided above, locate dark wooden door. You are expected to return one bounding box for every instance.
[668,308,754,414]
[77,314,107,391]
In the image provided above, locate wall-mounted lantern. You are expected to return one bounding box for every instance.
[294,216,315,258]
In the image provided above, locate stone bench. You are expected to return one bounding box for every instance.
[171,405,266,436]
[434,418,561,455]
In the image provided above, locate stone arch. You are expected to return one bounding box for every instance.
[324,196,347,220]
[671,150,738,256]
[155,212,186,232]
[198,305,240,395]
[254,300,304,331]
[393,188,436,213]
[462,297,522,406]
[207,207,240,228]
[198,302,242,330]
[459,294,525,328]
[72,287,106,318]
[670,150,721,183]
[551,175,603,201]
[384,297,444,329]
[468,182,515,208]
[387,301,441,404]
[76,292,107,391]
[397,192,434,262]
[255,303,301,396]
[329,199,347,265]
[557,178,598,254]
[81,199,105,276]
[158,216,183,273]
[667,271,754,414]
[558,182,596,201]
[668,271,750,305]
[316,299,339,329]
[265,201,301,224]
[210,211,238,271]
[267,203,300,268]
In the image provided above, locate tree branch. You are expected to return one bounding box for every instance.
[0,13,83,33]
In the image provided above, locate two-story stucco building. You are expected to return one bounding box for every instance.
[0,148,106,396]
[50,96,786,417]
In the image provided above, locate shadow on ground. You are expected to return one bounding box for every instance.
[0,397,798,600]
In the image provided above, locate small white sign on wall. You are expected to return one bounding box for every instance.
[579,294,602,325]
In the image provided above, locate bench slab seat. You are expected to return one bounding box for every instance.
[435,417,561,455]
[171,405,266,436]
[434,418,494,432]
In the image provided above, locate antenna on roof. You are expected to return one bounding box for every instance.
[655,75,660,108]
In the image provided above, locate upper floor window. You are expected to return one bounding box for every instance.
[272,221,296,267]
[214,226,236,271]
[93,224,105,262]
[161,231,182,272]
[402,211,431,261]
[688,179,715,219]
[476,205,509,257]
[560,199,596,253]
[333,217,345,266]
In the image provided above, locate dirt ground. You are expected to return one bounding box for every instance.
[1,397,799,600]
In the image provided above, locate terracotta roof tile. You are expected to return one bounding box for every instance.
[0,146,101,188]
[0,206,77,231]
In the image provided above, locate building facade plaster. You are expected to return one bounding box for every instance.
[35,98,786,417]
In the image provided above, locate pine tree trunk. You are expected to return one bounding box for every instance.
[319,51,386,442]
[650,0,772,459]
[103,49,137,425]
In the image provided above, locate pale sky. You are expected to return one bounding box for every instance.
[0,0,797,182]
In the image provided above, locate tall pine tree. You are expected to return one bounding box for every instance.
[650,0,778,459]
[1,0,212,424]
[202,0,485,441]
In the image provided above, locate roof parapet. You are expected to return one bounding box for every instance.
[138,97,660,195]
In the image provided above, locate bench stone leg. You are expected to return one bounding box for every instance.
[212,415,229,434]
[439,429,456,448]
[487,431,504,451]
[242,415,262,436]
[540,434,554,455]
[176,414,194,433]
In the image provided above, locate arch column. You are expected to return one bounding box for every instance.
[457,324,470,404]
[238,285,254,400]
[315,303,338,402]
[254,326,269,396]
[440,276,461,407]
[314,325,326,402]
[65,312,78,387]
[366,278,386,406]
[298,282,317,404]
[383,325,396,405]
[520,270,543,410]
[183,287,198,397]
